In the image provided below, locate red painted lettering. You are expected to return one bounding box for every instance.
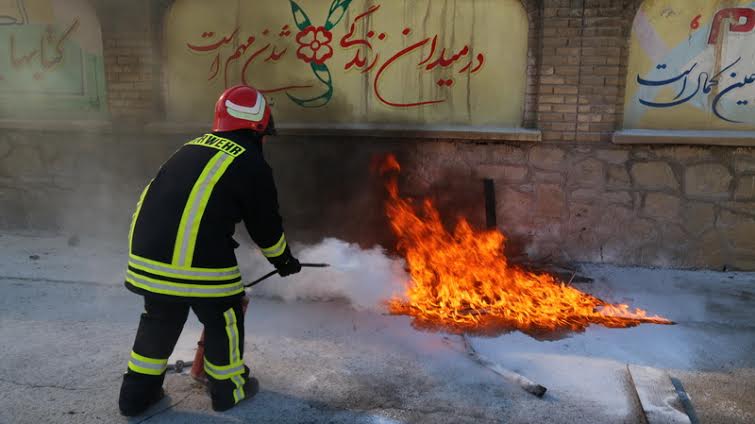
[708,8,755,44]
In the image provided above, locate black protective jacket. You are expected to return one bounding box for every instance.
[125,130,289,301]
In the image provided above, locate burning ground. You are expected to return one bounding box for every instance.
[378,154,672,336]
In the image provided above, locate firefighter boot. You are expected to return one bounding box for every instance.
[211,374,259,412]
[118,372,166,416]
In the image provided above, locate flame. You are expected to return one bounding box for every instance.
[381,154,672,335]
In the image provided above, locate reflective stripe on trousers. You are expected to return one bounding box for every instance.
[201,307,246,403]
[201,308,245,382]
[224,308,245,403]
[127,351,168,376]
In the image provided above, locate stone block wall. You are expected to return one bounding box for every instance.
[1,130,754,270]
[0,130,174,236]
[412,142,755,271]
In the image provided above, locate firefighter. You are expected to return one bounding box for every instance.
[118,85,301,416]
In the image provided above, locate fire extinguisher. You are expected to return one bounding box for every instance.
[189,263,329,383]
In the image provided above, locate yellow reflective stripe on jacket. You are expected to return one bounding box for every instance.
[173,151,234,267]
[128,182,151,252]
[261,233,287,258]
[223,308,245,403]
[203,357,245,380]
[128,351,168,376]
[127,134,247,299]
[186,134,246,158]
[129,254,240,281]
[126,271,244,298]
[130,254,240,273]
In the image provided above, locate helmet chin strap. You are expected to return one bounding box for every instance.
[263,115,277,136]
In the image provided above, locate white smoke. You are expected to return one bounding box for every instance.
[239,238,409,312]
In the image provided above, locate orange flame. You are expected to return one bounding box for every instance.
[381,154,672,335]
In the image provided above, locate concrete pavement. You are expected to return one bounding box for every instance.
[0,234,753,423]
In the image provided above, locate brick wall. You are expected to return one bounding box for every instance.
[522,0,542,129]
[102,32,154,121]
[95,0,160,122]
[533,0,628,142]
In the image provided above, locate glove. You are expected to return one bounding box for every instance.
[271,248,301,277]
[275,256,301,277]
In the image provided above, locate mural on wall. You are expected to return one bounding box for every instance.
[0,0,107,119]
[165,0,528,127]
[625,0,755,130]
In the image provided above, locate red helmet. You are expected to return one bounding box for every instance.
[212,85,275,134]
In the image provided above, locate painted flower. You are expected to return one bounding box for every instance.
[295,25,333,65]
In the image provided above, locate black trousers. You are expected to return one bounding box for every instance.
[119,295,249,412]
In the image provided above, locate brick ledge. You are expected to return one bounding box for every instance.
[145,122,542,142]
[0,119,542,142]
[613,129,755,147]
[0,119,112,132]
